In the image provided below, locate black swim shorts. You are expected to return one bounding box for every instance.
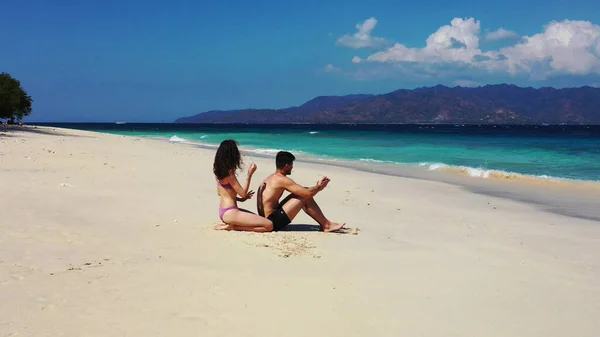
[267,208,291,231]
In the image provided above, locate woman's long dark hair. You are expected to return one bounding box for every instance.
[213,139,243,180]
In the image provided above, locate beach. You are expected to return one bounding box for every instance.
[1,125,599,336]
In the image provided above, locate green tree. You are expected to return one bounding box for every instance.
[0,72,33,121]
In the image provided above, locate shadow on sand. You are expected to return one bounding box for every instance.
[281,223,359,235]
[280,224,321,232]
[235,208,358,234]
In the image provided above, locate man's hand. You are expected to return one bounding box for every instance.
[317,176,331,190]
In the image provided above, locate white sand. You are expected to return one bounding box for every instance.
[1,126,599,337]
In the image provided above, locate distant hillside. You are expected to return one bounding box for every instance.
[174,85,600,124]
[174,94,374,123]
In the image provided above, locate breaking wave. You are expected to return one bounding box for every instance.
[417,162,575,182]
[169,135,188,143]
[245,148,306,156]
[358,158,396,164]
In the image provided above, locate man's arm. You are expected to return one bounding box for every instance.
[281,176,328,199]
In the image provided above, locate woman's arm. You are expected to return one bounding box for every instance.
[228,174,249,199]
[228,162,257,199]
[236,190,255,202]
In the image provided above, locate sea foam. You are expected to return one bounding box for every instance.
[169,135,188,143]
[420,162,502,178]
[416,162,579,182]
[359,158,396,164]
[246,148,306,156]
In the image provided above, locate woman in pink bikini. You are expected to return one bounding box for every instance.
[213,139,273,232]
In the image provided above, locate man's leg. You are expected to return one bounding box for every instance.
[278,194,305,221]
[280,194,345,232]
[301,197,344,232]
[300,180,345,232]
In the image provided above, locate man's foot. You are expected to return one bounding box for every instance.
[213,223,232,230]
[322,222,345,232]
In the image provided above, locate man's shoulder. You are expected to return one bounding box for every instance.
[264,173,293,187]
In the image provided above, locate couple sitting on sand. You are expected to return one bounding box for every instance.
[213,139,345,233]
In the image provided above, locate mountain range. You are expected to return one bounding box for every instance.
[174,84,600,124]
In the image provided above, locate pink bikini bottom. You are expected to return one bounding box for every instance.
[219,205,238,221]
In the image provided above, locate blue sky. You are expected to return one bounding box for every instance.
[2,0,599,122]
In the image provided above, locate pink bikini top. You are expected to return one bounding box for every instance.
[217,180,233,189]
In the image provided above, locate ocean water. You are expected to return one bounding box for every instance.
[35,123,600,182]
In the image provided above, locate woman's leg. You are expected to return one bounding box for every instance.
[220,208,273,232]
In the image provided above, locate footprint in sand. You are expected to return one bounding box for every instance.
[7,264,35,281]
[262,234,317,258]
[40,304,57,311]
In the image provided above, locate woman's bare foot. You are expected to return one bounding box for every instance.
[213,223,232,230]
[322,222,345,232]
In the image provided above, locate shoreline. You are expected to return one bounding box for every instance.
[24,122,600,184]
[159,135,600,186]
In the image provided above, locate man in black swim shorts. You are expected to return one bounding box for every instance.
[256,151,345,232]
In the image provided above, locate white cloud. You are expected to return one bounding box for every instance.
[336,17,389,49]
[365,18,485,64]
[485,28,519,41]
[347,18,600,78]
[324,64,341,72]
[498,20,600,75]
[453,79,481,87]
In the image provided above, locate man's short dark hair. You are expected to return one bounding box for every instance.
[276,151,295,168]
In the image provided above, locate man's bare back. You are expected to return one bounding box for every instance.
[257,173,289,218]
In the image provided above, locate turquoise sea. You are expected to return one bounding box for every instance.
[36,123,600,182]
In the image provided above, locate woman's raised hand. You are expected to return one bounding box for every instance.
[248,161,257,176]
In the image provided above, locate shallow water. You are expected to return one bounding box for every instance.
[34,123,600,182]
